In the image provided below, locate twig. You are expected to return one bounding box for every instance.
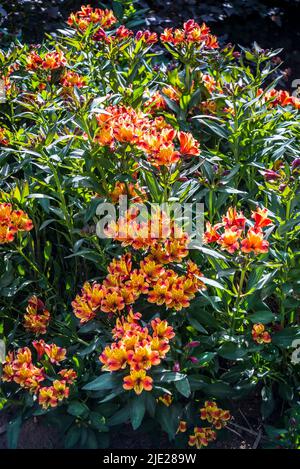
[226,425,245,440]
[253,428,262,449]
[238,408,253,430]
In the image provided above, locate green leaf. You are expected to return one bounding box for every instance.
[64,425,81,449]
[7,415,22,449]
[83,373,121,391]
[67,401,89,417]
[175,377,191,398]
[130,395,146,430]
[108,405,131,426]
[218,342,248,360]
[272,327,300,348]
[249,311,275,324]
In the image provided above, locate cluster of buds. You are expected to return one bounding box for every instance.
[2,346,77,409]
[67,5,117,32]
[258,88,300,110]
[252,323,272,344]
[204,207,273,254]
[99,312,175,395]
[23,296,50,335]
[200,401,231,429]
[92,27,157,46]
[72,251,205,323]
[0,202,33,244]
[261,160,299,194]
[26,50,67,71]
[94,105,200,167]
[161,20,218,49]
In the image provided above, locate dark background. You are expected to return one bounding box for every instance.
[0,0,299,88]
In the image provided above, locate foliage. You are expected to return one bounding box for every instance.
[0,2,299,449]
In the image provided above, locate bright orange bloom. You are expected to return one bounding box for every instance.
[58,369,77,384]
[200,401,231,429]
[202,73,216,93]
[100,288,125,313]
[203,222,222,243]
[33,340,66,364]
[222,207,246,230]
[251,207,273,229]
[151,318,175,340]
[128,346,160,371]
[23,296,50,335]
[72,282,104,323]
[60,70,87,88]
[67,6,117,31]
[178,131,200,156]
[218,228,241,253]
[161,20,219,49]
[99,346,128,371]
[0,202,33,244]
[123,369,153,395]
[188,427,217,449]
[38,380,69,409]
[140,258,165,283]
[241,228,269,254]
[252,323,272,344]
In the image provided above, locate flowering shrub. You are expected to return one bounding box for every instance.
[0,2,300,450]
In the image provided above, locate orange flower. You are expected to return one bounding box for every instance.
[151,318,175,341]
[123,369,153,394]
[58,369,77,384]
[200,401,231,429]
[99,346,128,371]
[251,207,273,229]
[178,131,200,156]
[140,258,165,283]
[252,323,272,344]
[241,228,269,254]
[100,288,125,314]
[23,296,50,335]
[71,282,103,323]
[33,340,66,364]
[203,221,221,243]
[222,207,246,230]
[0,202,33,244]
[128,345,160,371]
[67,6,117,31]
[0,127,9,145]
[60,70,87,88]
[188,427,217,449]
[38,380,69,409]
[218,228,241,253]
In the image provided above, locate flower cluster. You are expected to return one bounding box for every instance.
[72,250,205,323]
[252,323,272,344]
[23,296,50,335]
[188,427,217,448]
[200,401,231,430]
[161,20,218,49]
[60,70,87,88]
[67,5,117,32]
[26,50,67,71]
[2,346,77,409]
[108,181,147,204]
[258,88,300,110]
[204,207,272,254]
[99,312,175,395]
[144,86,181,112]
[0,202,33,244]
[94,105,200,167]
